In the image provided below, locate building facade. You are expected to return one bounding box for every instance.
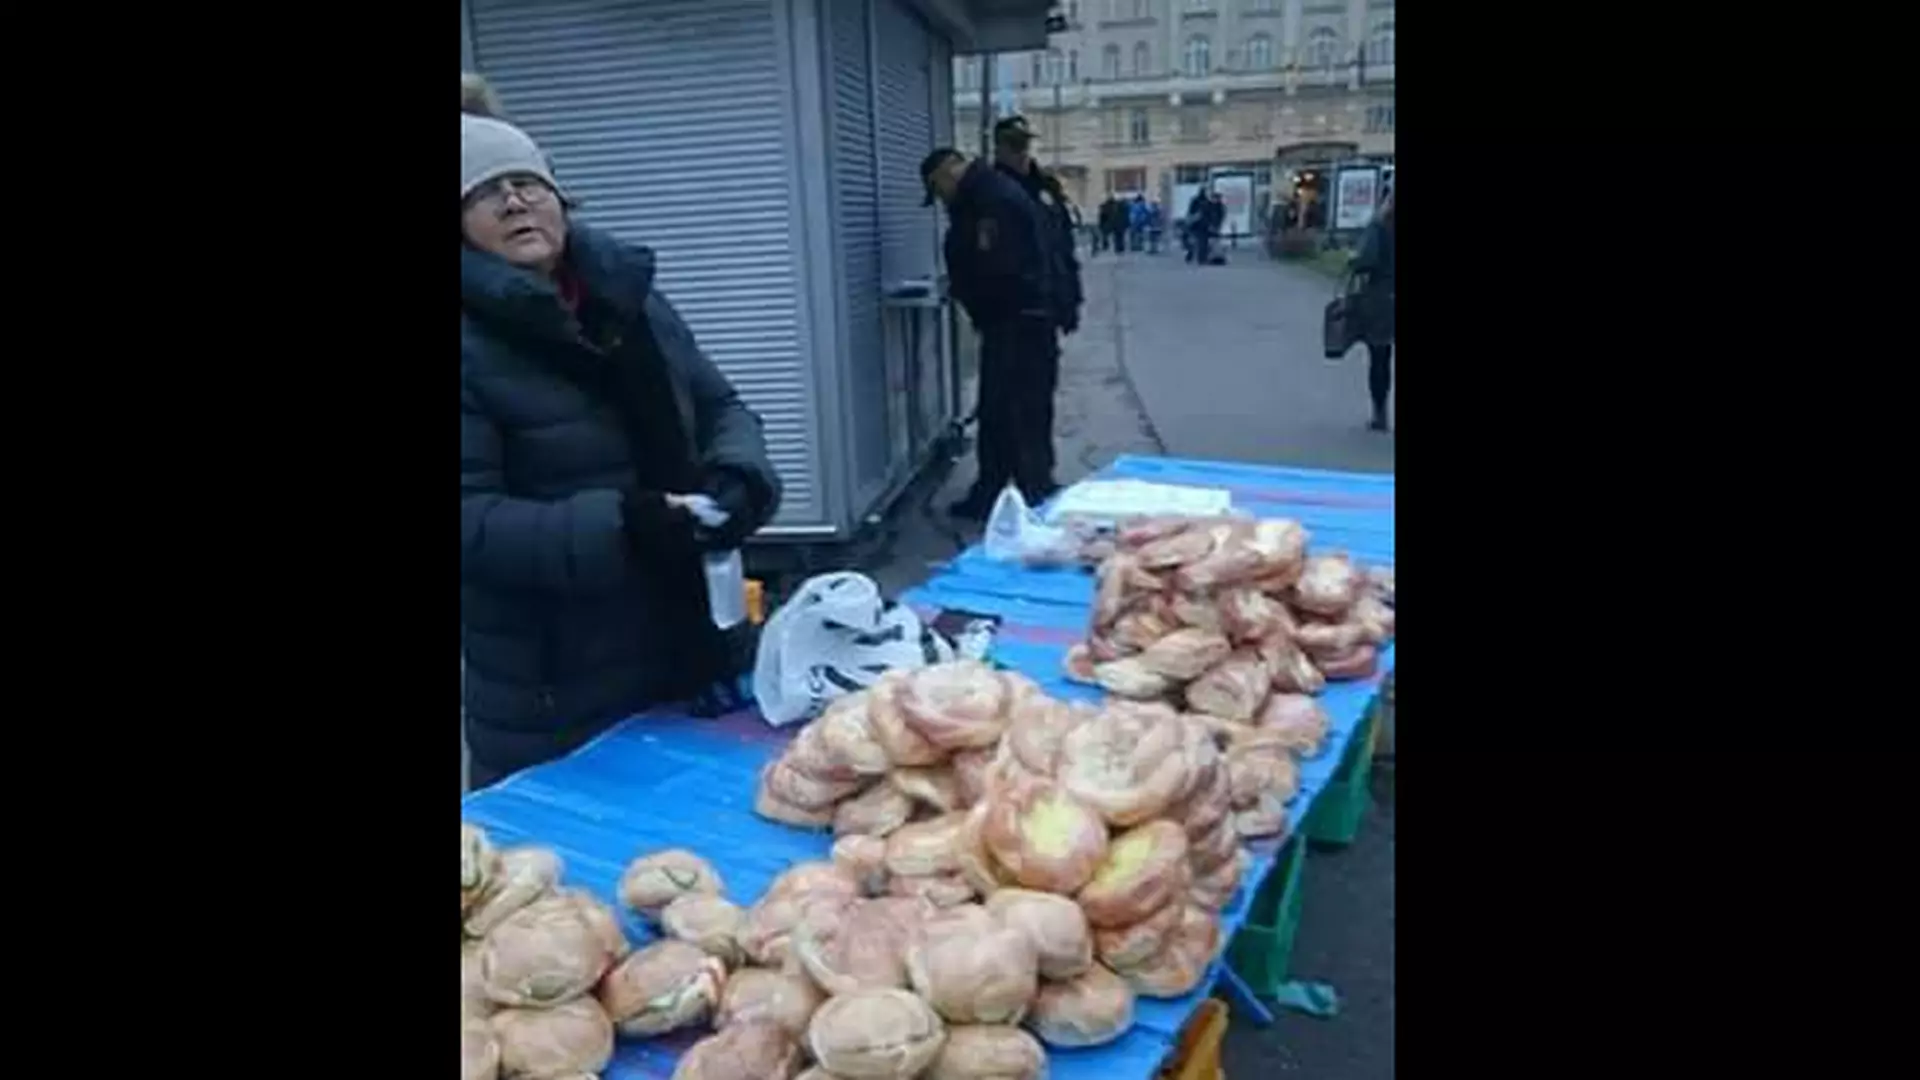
[953,0,1395,213]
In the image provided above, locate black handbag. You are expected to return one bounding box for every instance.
[1323,273,1367,359]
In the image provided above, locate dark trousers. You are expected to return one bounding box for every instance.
[1367,342,1393,416]
[1193,229,1213,265]
[1109,227,1128,253]
[972,317,1060,502]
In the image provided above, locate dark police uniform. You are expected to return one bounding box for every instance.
[995,156,1083,499]
[937,157,1060,510]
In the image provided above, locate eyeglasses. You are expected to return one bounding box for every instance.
[467,175,555,210]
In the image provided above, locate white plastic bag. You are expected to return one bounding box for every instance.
[751,572,956,727]
[982,485,1079,566]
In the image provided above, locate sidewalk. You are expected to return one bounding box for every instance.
[1099,245,1395,474]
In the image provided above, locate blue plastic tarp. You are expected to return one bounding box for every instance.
[460,454,1394,1079]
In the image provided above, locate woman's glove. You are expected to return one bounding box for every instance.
[618,487,695,554]
[690,467,764,550]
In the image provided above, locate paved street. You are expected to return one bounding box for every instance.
[1097,241,1395,472]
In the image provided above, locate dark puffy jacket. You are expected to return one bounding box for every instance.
[461,221,780,780]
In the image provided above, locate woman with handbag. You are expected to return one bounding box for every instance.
[1351,189,1396,431]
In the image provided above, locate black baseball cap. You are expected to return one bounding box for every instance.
[920,147,963,206]
[993,115,1036,147]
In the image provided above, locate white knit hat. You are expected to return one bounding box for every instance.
[461,114,565,203]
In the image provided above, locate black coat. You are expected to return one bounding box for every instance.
[997,160,1083,333]
[1186,193,1211,233]
[460,221,781,779]
[942,159,1056,330]
[1351,212,1396,345]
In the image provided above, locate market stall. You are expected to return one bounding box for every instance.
[461,454,1395,1080]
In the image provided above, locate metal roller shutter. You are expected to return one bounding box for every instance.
[468,0,822,527]
[873,0,939,286]
[823,0,889,499]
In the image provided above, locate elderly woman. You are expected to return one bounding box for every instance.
[460,114,781,788]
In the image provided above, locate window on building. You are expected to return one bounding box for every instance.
[1069,50,1079,82]
[955,57,977,90]
[1366,20,1395,66]
[1179,105,1209,140]
[1241,109,1274,141]
[1102,44,1121,79]
[1104,108,1126,142]
[1107,167,1146,195]
[1128,106,1151,145]
[1043,49,1066,85]
[1246,0,1275,11]
[1186,0,1213,11]
[1174,165,1207,184]
[1246,33,1273,70]
[1067,0,1080,23]
[1133,41,1151,75]
[1183,36,1212,77]
[1365,103,1395,133]
[1134,0,1150,18]
[1306,26,1341,70]
[996,58,1017,90]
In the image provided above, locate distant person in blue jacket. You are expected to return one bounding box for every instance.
[1127,195,1150,253]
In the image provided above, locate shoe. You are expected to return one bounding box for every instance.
[1368,412,1390,432]
[947,492,995,522]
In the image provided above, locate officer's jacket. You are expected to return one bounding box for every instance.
[998,161,1084,330]
[943,159,1055,328]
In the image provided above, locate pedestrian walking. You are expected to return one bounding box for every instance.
[460,114,783,788]
[1349,188,1396,431]
[1205,190,1227,262]
[1186,188,1214,265]
[921,146,1062,519]
[1102,195,1129,254]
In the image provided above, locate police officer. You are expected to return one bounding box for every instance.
[921,146,1060,520]
[991,116,1082,505]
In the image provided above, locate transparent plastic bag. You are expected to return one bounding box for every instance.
[983,486,1081,566]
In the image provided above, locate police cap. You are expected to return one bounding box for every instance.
[992,115,1036,149]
